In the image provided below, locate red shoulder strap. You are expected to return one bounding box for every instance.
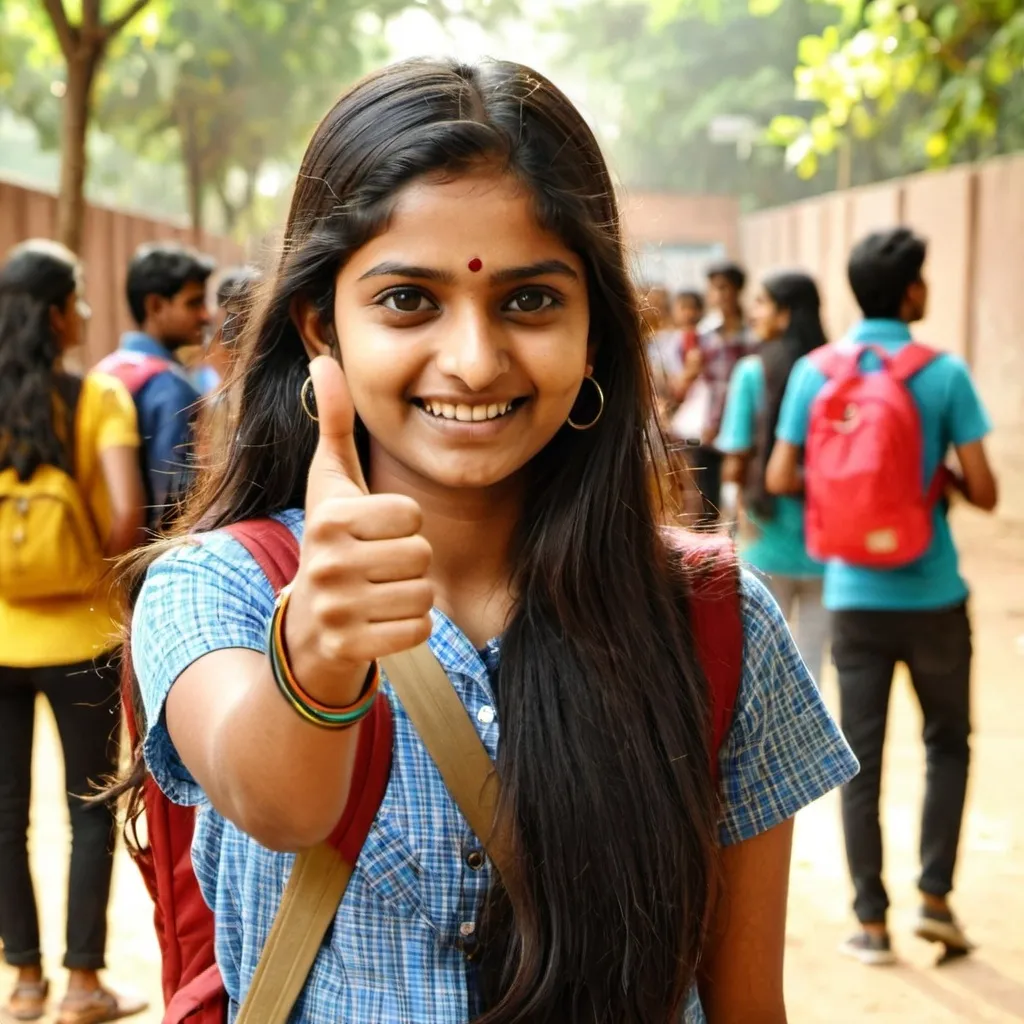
[224,518,301,589]
[675,534,743,780]
[225,518,393,864]
[808,344,857,380]
[95,351,171,395]
[889,342,938,383]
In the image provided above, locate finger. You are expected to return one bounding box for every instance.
[356,537,433,583]
[339,618,434,663]
[307,494,424,543]
[360,579,435,624]
[306,355,368,505]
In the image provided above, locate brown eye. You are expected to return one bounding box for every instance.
[381,289,434,313]
[505,289,556,314]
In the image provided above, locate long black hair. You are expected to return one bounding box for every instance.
[0,240,80,480]
[746,270,827,519]
[124,58,720,1024]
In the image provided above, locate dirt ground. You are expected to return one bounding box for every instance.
[3,510,1022,1023]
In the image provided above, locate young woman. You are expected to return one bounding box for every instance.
[716,271,829,680]
[0,241,147,1023]
[129,60,857,1022]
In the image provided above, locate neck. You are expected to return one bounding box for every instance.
[368,442,523,643]
[721,308,743,332]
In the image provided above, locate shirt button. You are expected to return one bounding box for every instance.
[465,849,485,870]
[459,920,476,937]
[477,705,495,725]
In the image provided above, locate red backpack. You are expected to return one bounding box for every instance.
[804,342,948,568]
[124,519,743,1022]
[94,350,173,396]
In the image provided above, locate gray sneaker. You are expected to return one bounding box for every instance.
[914,906,975,953]
[839,929,897,966]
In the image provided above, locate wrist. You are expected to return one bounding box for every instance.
[279,586,374,709]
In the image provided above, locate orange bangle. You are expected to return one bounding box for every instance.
[272,584,380,717]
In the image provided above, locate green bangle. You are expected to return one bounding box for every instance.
[267,586,379,730]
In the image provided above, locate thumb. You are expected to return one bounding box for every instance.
[306,355,368,502]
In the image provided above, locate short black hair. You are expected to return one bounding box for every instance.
[674,289,704,311]
[847,228,927,319]
[706,260,746,292]
[215,265,260,309]
[126,242,215,326]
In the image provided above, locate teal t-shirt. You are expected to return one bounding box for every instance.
[775,319,992,612]
[716,354,823,579]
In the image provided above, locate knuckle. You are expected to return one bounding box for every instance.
[380,494,423,534]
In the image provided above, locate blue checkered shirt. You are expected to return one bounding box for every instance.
[133,508,858,1022]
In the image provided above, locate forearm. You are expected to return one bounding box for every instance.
[103,514,146,558]
[169,651,366,851]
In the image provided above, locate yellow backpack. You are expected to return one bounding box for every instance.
[0,377,106,602]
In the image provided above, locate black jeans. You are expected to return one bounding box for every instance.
[832,604,972,924]
[0,657,121,970]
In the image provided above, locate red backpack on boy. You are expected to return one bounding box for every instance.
[804,342,948,568]
[123,519,744,1023]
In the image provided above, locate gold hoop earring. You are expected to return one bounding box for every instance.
[567,374,605,431]
[300,376,318,423]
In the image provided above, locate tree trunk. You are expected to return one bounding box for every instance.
[180,103,205,242]
[57,47,101,253]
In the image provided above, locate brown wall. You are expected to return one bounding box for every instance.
[0,178,243,370]
[740,155,1024,524]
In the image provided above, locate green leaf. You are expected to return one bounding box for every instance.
[748,0,782,15]
[924,132,948,158]
[932,5,959,43]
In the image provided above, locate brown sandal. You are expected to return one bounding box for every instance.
[4,978,49,1022]
[55,986,147,1024]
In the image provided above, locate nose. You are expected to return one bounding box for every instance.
[434,304,510,391]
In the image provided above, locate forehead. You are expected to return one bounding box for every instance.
[348,170,579,271]
[175,279,207,301]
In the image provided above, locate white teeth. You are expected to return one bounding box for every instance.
[420,400,517,422]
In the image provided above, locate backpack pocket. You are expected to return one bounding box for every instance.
[0,466,105,601]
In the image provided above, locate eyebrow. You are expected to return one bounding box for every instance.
[358,258,579,285]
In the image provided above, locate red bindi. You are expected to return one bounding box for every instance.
[468,257,483,273]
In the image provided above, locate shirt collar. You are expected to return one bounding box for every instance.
[847,319,913,346]
[120,331,175,360]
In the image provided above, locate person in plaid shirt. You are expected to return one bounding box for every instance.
[126,59,856,1024]
[686,261,755,522]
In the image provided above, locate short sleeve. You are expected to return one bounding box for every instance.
[85,372,140,450]
[943,356,992,447]
[717,571,859,846]
[715,355,761,453]
[131,527,284,806]
[774,355,826,447]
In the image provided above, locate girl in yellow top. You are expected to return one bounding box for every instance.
[0,241,148,1024]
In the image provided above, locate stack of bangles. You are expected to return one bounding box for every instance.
[268,584,380,729]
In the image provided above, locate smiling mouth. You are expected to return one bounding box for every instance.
[412,398,527,423]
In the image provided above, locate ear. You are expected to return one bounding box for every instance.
[49,301,68,341]
[144,293,166,322]
[777,307,792,332]
[290,296,335,360]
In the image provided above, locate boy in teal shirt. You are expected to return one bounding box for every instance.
[767,228,998,966]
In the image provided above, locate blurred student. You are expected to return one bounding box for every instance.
[194,266,261,464]
[686,261,755,522]
[716,271,827,679]
[95,243,213,531]
[0,241,147,1023]
[768,228,998,965]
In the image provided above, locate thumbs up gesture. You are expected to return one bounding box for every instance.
[284,356,434,704]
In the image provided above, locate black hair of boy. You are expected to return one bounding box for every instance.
[126,243,215,327]
[847,228,927,320]
[705,260,746,292]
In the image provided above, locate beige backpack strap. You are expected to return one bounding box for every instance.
[234,843,352,1023]
[235,641,513,1023]
[381,644,516,894]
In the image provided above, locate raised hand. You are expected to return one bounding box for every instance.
[284,356,434,703]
